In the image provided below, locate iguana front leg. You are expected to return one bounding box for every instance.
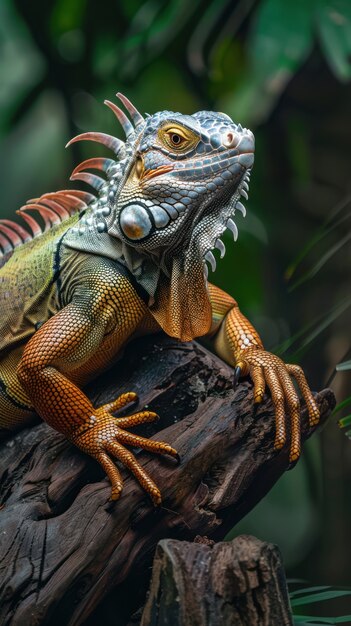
[16,275,177,504]
[207,283,320,462]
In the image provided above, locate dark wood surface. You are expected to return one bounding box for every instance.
[0,335,335,625]
[140,535,293,626]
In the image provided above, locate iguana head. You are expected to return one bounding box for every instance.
[110,107,254,273]
[66,93,254,340]
[67,93,254,276]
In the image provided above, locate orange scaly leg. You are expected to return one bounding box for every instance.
[17,273,178,504]
[208,283,320,463]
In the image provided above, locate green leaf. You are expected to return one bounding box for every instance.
[285,195,351,282]
[187,0,231,75]
[336,359,351,371]
[274,296,351,358]
[294,616,351,624]
[119,0,202,77]
[223,0,314,124]
[51,0,88,34]
[288,231,351,291]
[288,578,309,585]
[290,586,332,598]
[289,298,351,361]
[251,0,313,74]
[339,414,351,428]
[291,590,351,607]
[316,0,351,82]
[294,615,330,626]
[332,395,351,416]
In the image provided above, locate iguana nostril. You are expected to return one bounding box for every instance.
[222,132,239,148]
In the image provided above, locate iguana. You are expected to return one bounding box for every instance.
[0,93,319,505]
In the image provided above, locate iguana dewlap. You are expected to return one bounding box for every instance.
[0,93,319,504]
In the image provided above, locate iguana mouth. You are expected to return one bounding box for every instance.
[141,164,174,182]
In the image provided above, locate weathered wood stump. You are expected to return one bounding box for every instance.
[0,335,335,626]
[140,535,293,626]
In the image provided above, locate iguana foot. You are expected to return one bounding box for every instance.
[71,392,178,505]
[236,348,320,463]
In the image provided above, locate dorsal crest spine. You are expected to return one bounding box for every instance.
[0,93,145,257]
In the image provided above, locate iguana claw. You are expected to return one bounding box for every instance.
[72,392,178,505]
[233,365,241,390]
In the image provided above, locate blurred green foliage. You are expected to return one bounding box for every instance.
[0,0,350,619]
[291,583,351,624]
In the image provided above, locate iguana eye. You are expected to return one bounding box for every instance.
[159,125,199,152]
[169,133,184,146]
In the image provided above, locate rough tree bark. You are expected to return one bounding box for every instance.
[140,535,293,626]
[0,334,335,626]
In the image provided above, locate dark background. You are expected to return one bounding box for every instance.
[0,0,350,619]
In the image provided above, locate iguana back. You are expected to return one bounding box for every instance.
[0,213,80,355]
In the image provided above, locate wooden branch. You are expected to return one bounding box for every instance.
[140,535,293,626]
[0,335,335,626]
